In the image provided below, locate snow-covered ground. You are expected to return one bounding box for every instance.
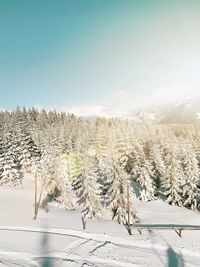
[0,175,200,267]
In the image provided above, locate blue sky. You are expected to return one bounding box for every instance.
[1,0,200,114]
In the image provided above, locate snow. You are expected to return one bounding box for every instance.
[0,174,200,266]
[196,112,200,119]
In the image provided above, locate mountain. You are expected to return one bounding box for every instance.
[134,95,200,124]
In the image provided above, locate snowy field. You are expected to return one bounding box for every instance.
[0,174,200,267]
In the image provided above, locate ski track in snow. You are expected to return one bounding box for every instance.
[0,226,200,266]
[1,175,200,267]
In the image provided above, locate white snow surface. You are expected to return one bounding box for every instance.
[0,174,200,266]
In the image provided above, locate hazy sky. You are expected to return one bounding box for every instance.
[1,0,200,114]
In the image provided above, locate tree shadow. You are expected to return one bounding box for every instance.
[131,180,141,199]
[38,226,54,267]
[40,232,52,267]
[167,246,184,267]
[148,230,185,267]
[147,229,166,266]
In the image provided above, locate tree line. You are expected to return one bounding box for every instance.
[0,107,200,228]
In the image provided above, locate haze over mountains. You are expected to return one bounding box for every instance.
[135,99,200,124]
[65,87,200,124]
[4,87,198,124]
[135,87,200,124]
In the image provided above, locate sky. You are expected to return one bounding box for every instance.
[1,0,200,115]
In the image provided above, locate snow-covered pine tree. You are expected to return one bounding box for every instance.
[72,153,102,228]
[15,126,41,173]
[130,142,144,178]
[130,142,156,202]
[117,142,134,174]
[0,131,22,186]
[54,154,74,209]
[137,164,155,202]
[108,164,137,224]
[0,135,4,178]
[38,153,74,211]
[148,143,166,189]
[100,143,138,224]
[98,150,112,207]
[182,144,200,210]
[162,144,183,206]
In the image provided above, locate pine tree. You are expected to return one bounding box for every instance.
[72,154,102,228]
[137,164,155,202]
[182,145,200,210]
[117,142,134,174]
[0,131,22,186]
[130,143,156,201]
[130,142,145,177]
[101,146,138,224]
[15,126,41,173]
[0,135,4,179]
[38,154,74,210]
[162,145,183,206]
[149,143,165,189]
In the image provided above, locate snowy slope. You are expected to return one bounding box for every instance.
[0,174,200,266]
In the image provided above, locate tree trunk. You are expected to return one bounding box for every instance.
[33,174,38,220]
[82,216,86,229]
[34,177,45,220]
[127,184,132,235]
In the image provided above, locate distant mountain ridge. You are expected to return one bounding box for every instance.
[133,94,200,124]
